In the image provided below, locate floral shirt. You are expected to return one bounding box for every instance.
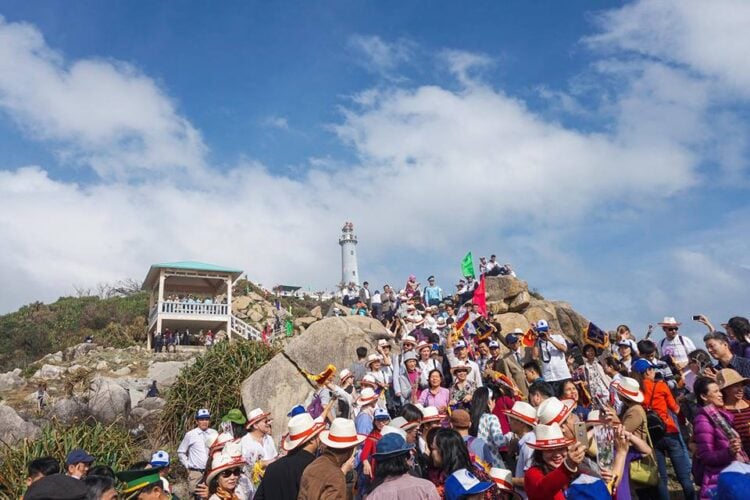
[477,413,510,468]
[450,380,476,410]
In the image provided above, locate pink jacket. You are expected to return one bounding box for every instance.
[693,406,735,499]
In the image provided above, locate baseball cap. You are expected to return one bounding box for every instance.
[488,340,500,349]
[150,450,170,467]
[195,408,211,419]
[445,468,493,500]
[287,404,306,417]
[632,359,655,374]
[455,340,467,349]
[505,334,519,344]
[65,448,95,465]
[535,320,549,332]
[374,407,391,421]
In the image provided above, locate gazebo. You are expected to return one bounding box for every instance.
[142,261,262,348]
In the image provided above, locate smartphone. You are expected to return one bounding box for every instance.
[595,425,615,470]
[692,315,701,321]
[575,421,588,448]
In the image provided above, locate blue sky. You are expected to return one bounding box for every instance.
[0,0,748,345]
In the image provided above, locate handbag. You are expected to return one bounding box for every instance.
[645,380,667,443]
[630,417,659,487]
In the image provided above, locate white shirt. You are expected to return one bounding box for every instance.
[659,335,696,366]
[539,334,571,382]
[515,430,536,499]
[240,433,277,468]
[371,292,382,305]
[177,427,215,469]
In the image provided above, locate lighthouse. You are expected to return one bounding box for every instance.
[339,222,359,287]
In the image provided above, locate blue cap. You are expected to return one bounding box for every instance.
[566,474,611,499]
[718,461,750,500]
[287,404,306,417]
[65,448,95,465]
[488,340,500,349]
[445,469,493,500]
[195,408,211,419]
[374,407,391,421]
[455,340,467,349]
[505,334,519,344]
[372,433,415,459]
[535,320,549,333]
[150,450,169,467]
[632,359,655,374]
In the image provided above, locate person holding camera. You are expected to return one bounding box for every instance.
[532,320,571,394]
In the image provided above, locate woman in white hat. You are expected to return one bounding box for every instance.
[449,364,476,410]
[524,423,585,500]
[489,468,520,499]
[205,442,246,500]
[417,342,442,394]
[503,401,537,493]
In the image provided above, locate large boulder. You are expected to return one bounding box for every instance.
[33,364,67,380]
[310,305,323,320]
[485,276,528,303]
[65,343,97,361]
[508,291,531,312]
[553,302,589,345]
[494,313,531,336]
[241,316,390,442]
[50,397,88,424]
[138,397,167,411]
[233,296,252,312]
[0,368,25,392]
[87,377,131,424]
[147,360,192,387]
[0,403,41,444]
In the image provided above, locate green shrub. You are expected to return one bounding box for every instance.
[157,340,277,445]
[0,421,140,497]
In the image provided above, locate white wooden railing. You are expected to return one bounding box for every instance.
[230,315,264,341]
[156,301,229,316]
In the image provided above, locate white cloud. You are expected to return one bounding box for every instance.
[349,35,414,78]
[262,116,289,130]
[585,0,750,98]
[0,15,206,179]
[440,49,493,87]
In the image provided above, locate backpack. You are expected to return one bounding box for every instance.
[645,381,667,443]
[306,391,324,419]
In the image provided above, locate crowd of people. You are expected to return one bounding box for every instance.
[17,262,750,499]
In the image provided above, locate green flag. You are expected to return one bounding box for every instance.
[461,252,475,278]
[285,318,294,337]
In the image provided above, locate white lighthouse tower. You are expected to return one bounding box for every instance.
[339,221,359,287]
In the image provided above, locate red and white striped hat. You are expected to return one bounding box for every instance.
[319,417,366,449]
[503,401,537,426]
[614,377,645,403]
[527,423,575,450]
[489,468,516,495]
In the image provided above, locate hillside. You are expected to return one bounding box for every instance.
[0,293,149,372]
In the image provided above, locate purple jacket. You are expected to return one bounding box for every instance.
[693,406,735,499]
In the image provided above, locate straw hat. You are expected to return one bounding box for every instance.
[282,413,325,451]
[420,406,444,424]
[381,424,407,439]
[360,374,379,388]
[356,387,379,406]
[391,416,419,431]
[401,335,417,346]
[614,377,645,403]
[366,353,383,369]
[378,339,391,348]
[536,397,575,425]
[245,408,271,428]
[489,468,516,495]
[527,423,575,450]
[416,341,432,353]
[319,417,365,449]
[658,316,681,327]
[450,363,473,375]
[717,368,750,390]
[504,401,537,427]
[205,441,245,483]
[339,368,353,383]
[208,432,236,455]
[586,410,608,426]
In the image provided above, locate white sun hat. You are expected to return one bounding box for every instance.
[319,417,365,449]
[536,397,575,426]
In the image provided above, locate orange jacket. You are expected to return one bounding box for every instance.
[642,378,680,434]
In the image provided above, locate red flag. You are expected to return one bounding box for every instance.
[473,275,487,317]
[521,328,536,347]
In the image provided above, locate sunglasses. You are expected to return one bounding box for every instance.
[665,327,679,332]
[221,468,243,478]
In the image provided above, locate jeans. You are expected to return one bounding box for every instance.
[654,433,695,500]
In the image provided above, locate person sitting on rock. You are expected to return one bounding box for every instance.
[145,380,159,398]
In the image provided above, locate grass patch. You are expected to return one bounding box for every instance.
[157,340,277,445]
[0,421,140,497]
